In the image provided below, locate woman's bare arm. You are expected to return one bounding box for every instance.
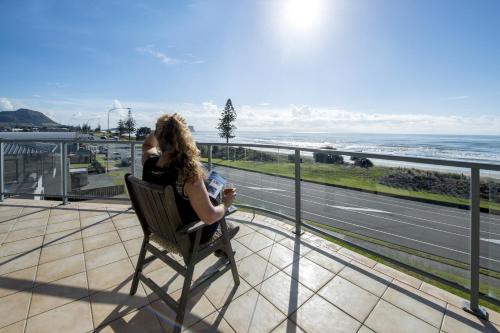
[184,177,235,224]
[142,133,159,165]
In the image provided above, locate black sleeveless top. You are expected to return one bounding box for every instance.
[142,156,200,225]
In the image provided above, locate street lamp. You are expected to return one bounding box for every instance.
[106,107,131,173]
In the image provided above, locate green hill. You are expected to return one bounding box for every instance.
[0,109,62,128]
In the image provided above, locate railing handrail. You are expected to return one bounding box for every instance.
[2,138,500,171]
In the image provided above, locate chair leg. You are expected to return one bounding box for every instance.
[175,260,195,333]
[221,220,240,285]
[130,238,147,296]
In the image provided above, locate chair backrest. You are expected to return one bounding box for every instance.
[125,173,191,256]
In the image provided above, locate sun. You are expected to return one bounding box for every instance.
[282,0,325,33]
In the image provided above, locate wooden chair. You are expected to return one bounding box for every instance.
[124,174,240,332]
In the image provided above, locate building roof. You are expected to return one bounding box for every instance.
[4,142,58,155]
[0,132,78,140]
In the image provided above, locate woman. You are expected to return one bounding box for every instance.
[141,113,236,244]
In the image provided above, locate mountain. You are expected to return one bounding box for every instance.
[0,109,62,128]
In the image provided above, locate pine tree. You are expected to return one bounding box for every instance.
[124,109,136,140]
[217,98,237,160]
[117,119,126,137]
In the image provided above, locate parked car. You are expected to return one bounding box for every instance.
[111,152,121,160]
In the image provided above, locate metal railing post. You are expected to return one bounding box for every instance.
[294,148,302,235]
[463,167,488,319]
[208,144,212,171]
[131,143,136,176]
[60,142,68,205]
[0,141,4,202]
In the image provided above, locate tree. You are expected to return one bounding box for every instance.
[217,98,237,160]
[95,124,101,132]
[81,123,91,134]
[117,119,126,137]
[124,109,136,140]
[136,126,151,140]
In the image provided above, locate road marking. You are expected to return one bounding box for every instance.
[326,205,389,214]
[481,238,500,245]
[246,186,285,192]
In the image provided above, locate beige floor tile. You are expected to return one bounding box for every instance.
[318,276,379,322]
[383,280,446,328]
[257,271,314,315]
[35,253,85,285]
[231,240,253,262]
[357,326,375,333]
[257,243,299,269]
[338,248,377,268]
[90,280,149,328]
[192,255,221,282]
[271,319,306,333]
[45,220,80,234]
[441,304,498,333]
[17,211,50,223]
[117,226,143,242]
[305,246,349,269]
[283,257,334,291]
[365,300,438,333]
[278,237,313,256]
[130,254,165,274]
[253,225,286,241]
[374,263,422,289]
[0,266,37,298]
[85,243,128,270]
[0,236,43,258]
[122,238,143,257]
[112,216,139,230]
[237,253,279,286]
[151,290,216,330]
[11,218,46,231]
[231,223,254,239]
[0,320,25,333]
[48,212,79,224]
[25,297,93,333]
[39,239,83,264]
[236,232,274,252]
[0,222,14,234]
[0,249,40,275]
[5,226,45,243]
[83,231,121,252]
[80,213,111,227]
[0,291,31,328]
[338,263,392,297]
[419,282,466,308]
[87,258,135,293]
[81,221,116,237]
[29,272,88,317]
[291,294,361,333]
[142,266,185,302]
[184,311,235,333]
[96,307,164,333]
[42,228,82,246]
[221,289,286,333]
[202,270,252,309]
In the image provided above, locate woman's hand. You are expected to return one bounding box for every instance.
[222,189,236,210]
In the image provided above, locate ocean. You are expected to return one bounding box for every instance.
[192,131,500,173]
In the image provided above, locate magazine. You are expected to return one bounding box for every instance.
[206,171,226,199]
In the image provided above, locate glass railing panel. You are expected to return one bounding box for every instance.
[68,141,131,199]
[208,144,295,218]
[301,151,471,290]
[479,169,500,302]
[3,141,62,199]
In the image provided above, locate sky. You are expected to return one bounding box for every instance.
[1,0,500,134]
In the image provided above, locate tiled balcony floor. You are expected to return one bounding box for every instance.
[0,198,499,333]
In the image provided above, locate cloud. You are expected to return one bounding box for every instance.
[202,101,218,114]
[0,97,14,111]
[442,95,469,101]
[136,45,203,65]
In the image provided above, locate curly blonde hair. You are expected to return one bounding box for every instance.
[154,113,205,182]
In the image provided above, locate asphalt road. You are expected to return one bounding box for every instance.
[212,165,500,272]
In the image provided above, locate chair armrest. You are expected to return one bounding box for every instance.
[177,220,206,234]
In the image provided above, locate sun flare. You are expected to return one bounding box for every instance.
[282,0,325,33]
